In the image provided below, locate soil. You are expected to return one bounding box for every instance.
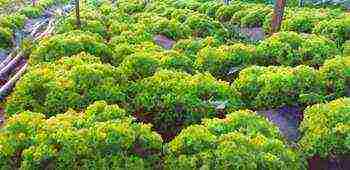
[308,155,350,170]
[258,105,303,142]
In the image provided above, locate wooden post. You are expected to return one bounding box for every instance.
[270,0,286,34]
[75,0,81,29]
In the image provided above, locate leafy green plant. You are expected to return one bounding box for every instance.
[233,65,325,109]
[160,51,194,74]
[20,6,43,18]
[281,8,336,33]
[195,43,256,81]
[6,52,126,117]
[116,52,161,81]
[0,13,26,29]
[30,30,114,64]
[173,36,221,60]
[184,13,225,39]
[0,27,12,49]
[319,56,350,99]
[128,69,242,139]
[299,98,350,158]
[256,32,338,67]
[57,18,108,38]
[147,16,191,40]
[215,3,242,23]
[0,101,163,169]
[165,110,305,170]
[343,41,350,56]
[313,17,350,47]
[239,4,272,28]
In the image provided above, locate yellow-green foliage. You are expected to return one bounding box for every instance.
[313,17,350,46]
[195,43,256,81]
[165,110,305,169]
[0,101,163,169]
[6,52,126,117]
[128,69,242,137]
[256,32,339,67]
[319,56,350,99]
[30,31,114,64]
[233,65,324,109]
[344,41,350,56]
[299,98,350,158]
[0,27,12,49]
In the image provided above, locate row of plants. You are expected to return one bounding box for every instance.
[162,0,349,47]
[0,13,26,50]
[30,29,340,80]
[6,51,350,137]
[195,31,339,80]
[233,55,350,110]
[51,0,348,55]
[57,0,228,42]
[0,0,70,51]
[0,101,163,169]
[55,0,110,38]
[2,97,349,169]
[7,52,241,138]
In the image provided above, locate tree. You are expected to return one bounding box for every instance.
[270,0,286,34]
[75,0,81,29]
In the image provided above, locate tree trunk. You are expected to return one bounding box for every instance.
[75,0,81,29]
[270,0,286,34]
[223,0,230,5]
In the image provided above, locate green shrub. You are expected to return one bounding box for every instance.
[173,37,221,59]
[281,8,332,33]
[109,25,153,45]
[109,21,131,37]
[215,4,242,23]
[239,5,272,28]
[195,43,256,81]
[343,41,350,56]
[313,17,350,46]
[0,101,163,169]
[30,31,114,64]
[299,98,350,158]
[0,13,27,29]
[198,1,222,18]
[147,17,191,40]
[160,51,194,74]
[228,3,272,28]
[169,0,203,10]
[20,6,43,18]
[233,65,325,109]
[57,18,108,38]
[319,56,350,99]
[168,8,193,23]
[6,52,126,117]
[165,110,305,170]
[0,27,12,49]
[128,69,242,138]
[117,0,147,14]
[256,32,338,67]
[108,42,134,66]
[184,13,225,38]
[116,52,161,81]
